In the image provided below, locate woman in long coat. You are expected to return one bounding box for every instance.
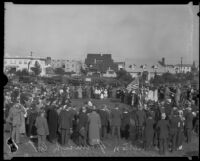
[88,109,101,146]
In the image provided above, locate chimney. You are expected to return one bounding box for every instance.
[162,58,165,65]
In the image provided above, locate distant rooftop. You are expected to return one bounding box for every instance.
[175,64,192,67]
[4,55,46,60]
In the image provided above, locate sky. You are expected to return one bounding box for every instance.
[4,3,199,65]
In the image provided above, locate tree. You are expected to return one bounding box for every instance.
[16,68,29,77]
[7,67,16,75]
[116,69,133,86]
[54,67,65,75]
[30,61,42,76]
[80,66,87,75]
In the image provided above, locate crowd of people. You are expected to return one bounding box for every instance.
[4,80,199,155]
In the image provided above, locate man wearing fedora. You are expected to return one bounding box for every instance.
[77,106,88,146]
[58,105,73,146]
[110,104,122,142]
[156,113,170,155]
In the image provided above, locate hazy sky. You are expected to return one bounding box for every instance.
[5,3,199,65]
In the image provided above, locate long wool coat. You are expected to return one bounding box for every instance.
[88,111,101,145]
[47,107,58,141]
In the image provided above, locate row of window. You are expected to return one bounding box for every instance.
[4,59,28,65]
[51,63,75,68]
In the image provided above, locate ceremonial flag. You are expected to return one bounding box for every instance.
[127,77,139,92]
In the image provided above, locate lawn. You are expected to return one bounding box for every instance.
[4,98,199,158]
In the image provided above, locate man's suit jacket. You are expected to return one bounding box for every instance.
[111,108,122,126]
[156,119,170,139]
[99,109,109,126]
[58,109,73,130]
[185,112,193,129]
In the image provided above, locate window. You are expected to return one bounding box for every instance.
[4,60,7,64]
[72,64,74,68]
[19,60,22,64]
[24,60,27,64]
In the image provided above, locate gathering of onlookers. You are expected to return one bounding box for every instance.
[4,80,199,155]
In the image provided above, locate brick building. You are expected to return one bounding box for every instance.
[85,53,118,73]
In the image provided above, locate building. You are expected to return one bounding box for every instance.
[115,62,125,70]
[158,57,193,73]
[103,67,117,78]
[85,53,118,73]
[51,59,82,74]
[174,64,192,73]
[125,61,166,81]
[4,55,51,76]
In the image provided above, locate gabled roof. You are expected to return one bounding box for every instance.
[125,62,166,73]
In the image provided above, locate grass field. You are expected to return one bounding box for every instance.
[4,98,199,158]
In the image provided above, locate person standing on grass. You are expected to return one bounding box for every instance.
[184,105,193,144]
[98,105,110,140]
[110,104,122,142]
[88,108,101,146]
[143,112,154,151]
[121,107,130,140]
[169,109,180,152]
[129,108,137,145]
[136,105,146,142]
[156,113,170,155]
[58,105,73,147]
[35,110,49,152]
[176,110,185,150]
[7,102,25,145]
[77,106,88,146]
[46,104,58,144]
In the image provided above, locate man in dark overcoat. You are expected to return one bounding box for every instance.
[110,104,122,141]
[58,105,73,146]
[184,106,193,143]
[143,111,154,151]
[98,105,110,140]
[156,113,170,155]
[77,106,88,146]
[169,109,180,152]
[47,104,58,143]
